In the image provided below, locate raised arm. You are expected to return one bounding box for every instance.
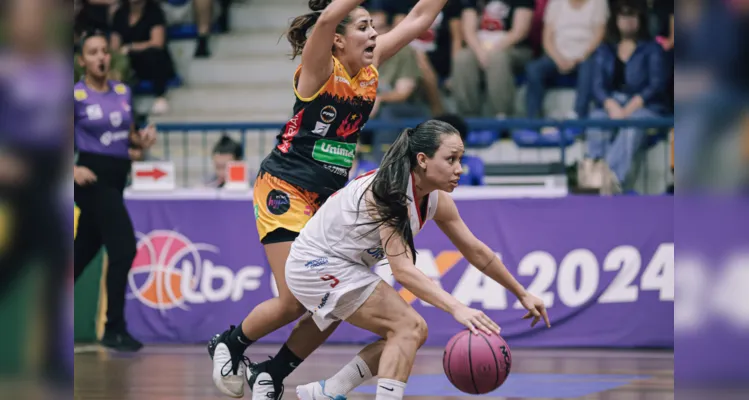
[296,0,367,97]
[373,0,448,66]
[434,191,551,328]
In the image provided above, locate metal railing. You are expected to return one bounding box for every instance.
[150,117,674,190]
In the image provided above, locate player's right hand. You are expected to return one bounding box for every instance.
[74,166,97,186]
[452,305,501,336]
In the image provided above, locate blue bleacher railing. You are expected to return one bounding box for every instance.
[153,117,675,132]
[151,117,674,189]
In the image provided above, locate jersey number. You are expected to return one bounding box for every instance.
[321,274,340,288]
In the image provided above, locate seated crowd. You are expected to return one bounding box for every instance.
[73,0,674,194]
[73,0,233,114]
[360,0,673,193]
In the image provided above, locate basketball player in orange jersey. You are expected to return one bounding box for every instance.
[208,0,453,398]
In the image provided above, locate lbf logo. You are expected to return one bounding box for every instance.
[127,230,264,313]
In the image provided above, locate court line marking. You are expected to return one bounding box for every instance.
[74,345,101,354]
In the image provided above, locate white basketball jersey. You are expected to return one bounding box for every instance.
[291,169,439,267]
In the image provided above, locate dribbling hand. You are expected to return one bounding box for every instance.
[518,293,551,328]
[452,305,501,336]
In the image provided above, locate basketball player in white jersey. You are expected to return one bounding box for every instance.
[280,120,551,400]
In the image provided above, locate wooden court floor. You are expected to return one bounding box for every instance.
[74,344,674,399]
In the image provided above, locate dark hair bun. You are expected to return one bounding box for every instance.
[308,0,331,12]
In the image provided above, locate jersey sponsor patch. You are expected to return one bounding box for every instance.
[99,130,129,146]
[323,164,349,176]
[336,113,363,138]
[305,258,329,268]
[278,109,304,153]
[74,89,88,101]
[366,246,385,261]
[266,189,291,215]
[320,105,337,123]
[86,104,103,120]
[312,122,330,136]
[114,83,128,95]
[109,111,123,128]
[312,139,355,168]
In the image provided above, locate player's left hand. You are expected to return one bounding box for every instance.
[519,293,551,328]
[138,124,157,149]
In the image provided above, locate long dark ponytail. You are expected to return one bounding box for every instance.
[358,120,459,261]
[286,0,355,60]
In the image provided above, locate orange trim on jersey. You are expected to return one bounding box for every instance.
[335,56,363,82]
[292,56,378,103]
[369,64,379,78]
[292,62,330,103]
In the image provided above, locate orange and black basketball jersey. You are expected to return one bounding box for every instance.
[260,56,378,198]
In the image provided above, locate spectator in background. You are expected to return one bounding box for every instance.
[391,0,465,116]
[435,114,486,185]
[206,135,243,188]
[75,0,120,35]
[650,0,673,112]
[111,0,177,115]
[161,0,226,58]
[582,0,666,194]
[361,0,396,30]
[370,20,430,161]
[650,0,672,51]
[453,0,535,118]
[527,0,549,54]
[524,0,608,119]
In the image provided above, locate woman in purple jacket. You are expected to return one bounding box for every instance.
[582,0,667,194]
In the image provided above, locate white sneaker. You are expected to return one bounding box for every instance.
[212,342,248,398]
[252,372,284,400]
[296,381,347,400]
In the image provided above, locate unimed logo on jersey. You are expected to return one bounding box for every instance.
[127,230,264,313]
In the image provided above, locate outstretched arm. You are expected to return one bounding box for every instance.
[373,0,448,66]
[380,224,463,315]
[378,212,499,335]
[298,0,368,96]
[434,191,551,328]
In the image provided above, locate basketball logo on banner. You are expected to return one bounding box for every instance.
[127,230,264,313]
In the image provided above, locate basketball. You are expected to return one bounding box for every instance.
[442,330,512,394]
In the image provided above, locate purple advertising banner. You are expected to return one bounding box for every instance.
[674,198,749,385]
[124,196,674,348]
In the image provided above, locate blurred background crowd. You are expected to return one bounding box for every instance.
[71,0,677,195]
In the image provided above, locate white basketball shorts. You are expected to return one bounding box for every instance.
[285,250,383,331]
